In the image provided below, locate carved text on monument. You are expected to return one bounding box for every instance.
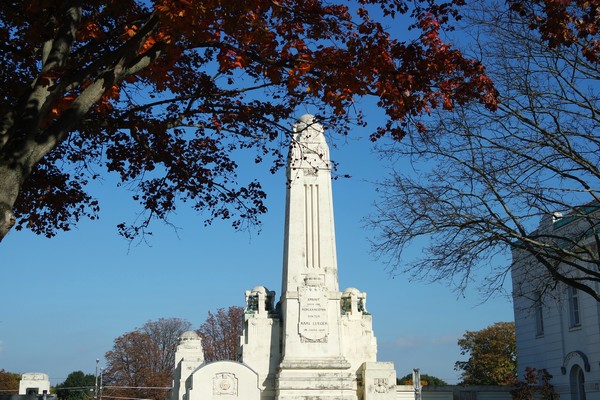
[298,286,329,341]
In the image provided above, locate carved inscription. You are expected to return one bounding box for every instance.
[298,286,329,341]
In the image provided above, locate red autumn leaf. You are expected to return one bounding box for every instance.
[0,0,498,241]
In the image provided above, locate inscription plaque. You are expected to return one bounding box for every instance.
[298,286,329,341]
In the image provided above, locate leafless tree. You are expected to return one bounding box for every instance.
[369,1,600,301]
[140,318,192,373]
[197,306,244,363]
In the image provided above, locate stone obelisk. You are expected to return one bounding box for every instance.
[276,114,357,400]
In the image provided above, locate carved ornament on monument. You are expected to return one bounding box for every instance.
[374,378,389,394]
[212,372,238,396]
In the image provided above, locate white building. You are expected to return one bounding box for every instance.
[511,207,600,400]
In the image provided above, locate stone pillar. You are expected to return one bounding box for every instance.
[172,331,204,400]
[276,115,356,400]
[340,288,378,378]
[240,286,280,398]
[360,362,398,400]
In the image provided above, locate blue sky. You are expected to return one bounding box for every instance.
[0,1,516,385]
[0,107,514,385]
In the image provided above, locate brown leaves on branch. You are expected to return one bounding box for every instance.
[511,368,559,400]
[0,0,498,241]
[103,318,192,400]
[0,369,20,394]
[508,0,600,62]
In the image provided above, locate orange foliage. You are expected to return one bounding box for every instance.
[78,20,103,41]
[2,0,502,239]
[509,0,600,62]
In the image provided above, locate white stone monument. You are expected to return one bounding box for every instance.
[19,372,51,396]
[172,115,397,400]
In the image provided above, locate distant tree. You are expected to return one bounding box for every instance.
[0,369,20,394]
[397,373,447,386]
[455,322,517,385]
[55,371,96,400]
[197,306,243,362]
[139,317,192,373]
[511,367,558,400]
[103,317,191,400]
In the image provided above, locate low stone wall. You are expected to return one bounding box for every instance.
[395,385,513,400]
[0,395,57,400]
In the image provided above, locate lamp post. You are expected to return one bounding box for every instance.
[99,368,103,400]
[95,359,99,400]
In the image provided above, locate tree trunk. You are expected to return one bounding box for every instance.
[0,165,25,242]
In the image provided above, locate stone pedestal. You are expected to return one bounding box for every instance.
[360,362,398,400]
[241,286,280,398]
[186,361,261,400]
[276,356,357,399]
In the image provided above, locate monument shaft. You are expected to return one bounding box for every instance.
[282,114,339,294]
[276,115,356,400]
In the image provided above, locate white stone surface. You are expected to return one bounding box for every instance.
[185,361,260,400]
[394,386,417,400]
[282,115,338,292]
[240,286,280,397]
[361,363,398,400]
[172,331,204,400]
[341,288,378,376]
[276,115,361,400]
[19,372,50,395]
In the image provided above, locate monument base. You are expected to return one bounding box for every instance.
[276,358,359,400]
